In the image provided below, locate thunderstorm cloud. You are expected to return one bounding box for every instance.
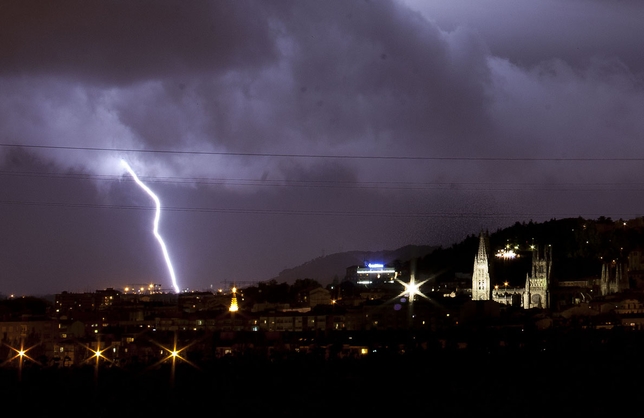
[0,0,643,294]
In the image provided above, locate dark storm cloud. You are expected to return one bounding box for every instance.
[404,0,644,74]
[2,0,644,295]
[0,0,277,85]
[2,0,499,177]
[272,0,494,153]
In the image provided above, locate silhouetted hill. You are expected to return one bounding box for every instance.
[271,216,644,288]
[417,216,644,286]
[270,245,438,284]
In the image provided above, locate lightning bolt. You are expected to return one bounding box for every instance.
[121,159,180,293]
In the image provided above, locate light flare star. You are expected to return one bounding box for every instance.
[396,276,430,302]
[121,159,181,293]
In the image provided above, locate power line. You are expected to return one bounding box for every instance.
[2,142,644,161]
[1,169,644,192]
[0,199,639,220]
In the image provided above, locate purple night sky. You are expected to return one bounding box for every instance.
[1,0,643,295]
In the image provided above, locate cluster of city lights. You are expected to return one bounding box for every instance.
[495,248,517,259]
[123,283,163,294]
[495,242,541,259]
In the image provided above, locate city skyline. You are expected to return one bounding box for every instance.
[1,0,644,295]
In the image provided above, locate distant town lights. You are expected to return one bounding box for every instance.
[496,249,517,259]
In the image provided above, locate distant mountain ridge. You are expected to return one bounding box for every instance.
[269,216,644,288]
[270,245,438,284]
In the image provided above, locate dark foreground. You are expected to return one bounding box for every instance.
[3,330,644,417]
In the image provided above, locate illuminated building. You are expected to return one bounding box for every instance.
[349,263,397,286]
[600,261,628,296]
[523,245,552,309]
[55,288,121,316]
[472,232,552,309]
[55,291,97,317]
[471,232,491,301]
[229,287,239,312]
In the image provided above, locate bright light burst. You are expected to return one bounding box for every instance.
[121,159,180,293]
[79,340,116,365]
[150,340,198,367]
[1,341,40,366]
[148,333,200,385]
[396,276,430,302]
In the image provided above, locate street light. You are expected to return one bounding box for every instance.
[1,339,40,382]
[149,331,200,387]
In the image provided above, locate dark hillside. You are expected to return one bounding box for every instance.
[416,217,644,286]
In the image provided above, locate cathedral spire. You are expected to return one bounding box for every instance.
[472,231,491,301]
[476,231,489,262]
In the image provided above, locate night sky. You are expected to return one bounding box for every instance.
[1,0,643,295]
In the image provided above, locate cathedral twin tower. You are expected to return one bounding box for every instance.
[472,232,551,309]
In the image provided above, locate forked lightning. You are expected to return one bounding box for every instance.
[121,159,180,293]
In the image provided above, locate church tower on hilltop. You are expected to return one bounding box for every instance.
[524,245,551,309]
[472,231,491,301]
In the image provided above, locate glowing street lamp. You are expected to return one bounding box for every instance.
[1,339,41,382]
[149,332,199,387]
[78,336,118,384]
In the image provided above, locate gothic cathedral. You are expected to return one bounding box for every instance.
[471,231,551,309]
[472,232,491,301]
[523,245,551,309]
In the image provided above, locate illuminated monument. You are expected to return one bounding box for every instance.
[471,232,491,301]
[600,261,628,296]
[472,231,551,309]
[523,245,551,309]
[229,287,239,312]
